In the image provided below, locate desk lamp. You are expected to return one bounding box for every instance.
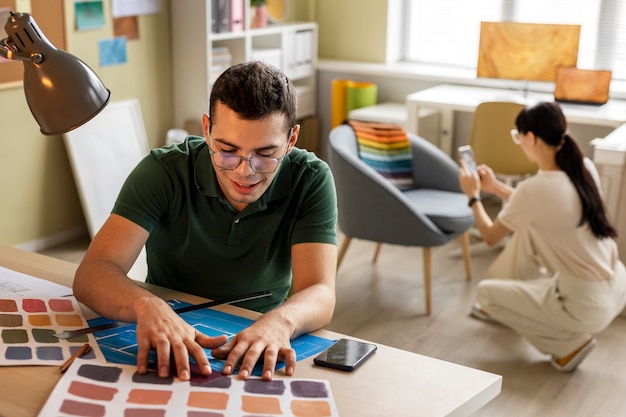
[0,11,110,135]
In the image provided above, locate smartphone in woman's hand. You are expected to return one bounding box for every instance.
[458,145,477,173]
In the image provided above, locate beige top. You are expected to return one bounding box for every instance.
[499,160,619,281]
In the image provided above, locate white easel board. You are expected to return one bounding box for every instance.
[63,99,149,280]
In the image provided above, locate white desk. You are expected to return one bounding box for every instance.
[0,245,502,417]
[406,84,626,155]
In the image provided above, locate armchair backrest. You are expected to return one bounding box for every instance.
[328,124,453,244]
[469,101,538,176]
[408,134,463,193]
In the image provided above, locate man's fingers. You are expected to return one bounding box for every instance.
[196,333,229,350]
[210,335,237,360]
[189,333,229,377]
[261,346,280,380]
[172,339,192,381]
[153,337,172,378]
[224,339,261,380]
[279,347,297,376]
[135,334,152,375]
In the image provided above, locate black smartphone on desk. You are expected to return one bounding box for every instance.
[314,338,377,371]
[458,145,477,173]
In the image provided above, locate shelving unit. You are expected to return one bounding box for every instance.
[170,0,318,130]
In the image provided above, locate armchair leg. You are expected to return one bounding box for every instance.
[372,243,382,263]
[423,247,432,315]
[337,236,352,269]
[460,231,472,281]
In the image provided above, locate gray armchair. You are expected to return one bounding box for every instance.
[328,124,474,315]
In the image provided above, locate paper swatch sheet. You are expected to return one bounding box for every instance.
[38,358,340,416]
[0,295,104,366]
[0,265,73,297]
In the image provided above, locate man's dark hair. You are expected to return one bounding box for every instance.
[209,61,297,133]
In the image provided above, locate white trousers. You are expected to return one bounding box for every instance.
[476,232,626,357]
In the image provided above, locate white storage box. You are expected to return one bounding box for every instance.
[251,48,282,71]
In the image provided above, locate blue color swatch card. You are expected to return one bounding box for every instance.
[88,300,335,376]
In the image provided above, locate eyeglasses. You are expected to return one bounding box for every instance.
[510,129,521,145]
[209,131,292,174]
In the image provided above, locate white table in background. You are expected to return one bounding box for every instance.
[406,84,626,155]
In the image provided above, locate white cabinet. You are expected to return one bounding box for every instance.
[170,0,318,129]
[592,123,626,264]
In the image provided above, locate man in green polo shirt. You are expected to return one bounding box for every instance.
[73,61,338,382]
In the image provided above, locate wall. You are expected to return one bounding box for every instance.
[0,0,172,248]
[288,0,388,62]
[313,0,388,62]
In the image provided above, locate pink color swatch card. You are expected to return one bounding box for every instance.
[0,295,104,366]
[39,358,341,416]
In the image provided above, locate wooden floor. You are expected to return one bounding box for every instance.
[40,233,626,416]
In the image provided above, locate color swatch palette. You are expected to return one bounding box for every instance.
[90,300,335,376]
[38,358,340,416]
[0,296,104,366]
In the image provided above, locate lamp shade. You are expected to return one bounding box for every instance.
[3,12,110,135]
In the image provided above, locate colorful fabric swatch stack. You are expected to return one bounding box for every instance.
[347,120,414,190]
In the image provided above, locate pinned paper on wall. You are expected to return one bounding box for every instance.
[38,358,341,417]
[331,79,378,128]
[75,1,105,31]
[113,15,140,40]
[99,36,127,67]
[111,0,163,18]
[0,295,105,366]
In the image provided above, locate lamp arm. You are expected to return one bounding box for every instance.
[0,37,43,63]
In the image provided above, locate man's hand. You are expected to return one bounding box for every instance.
[134,297,228,381]
[211,314,297,381]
